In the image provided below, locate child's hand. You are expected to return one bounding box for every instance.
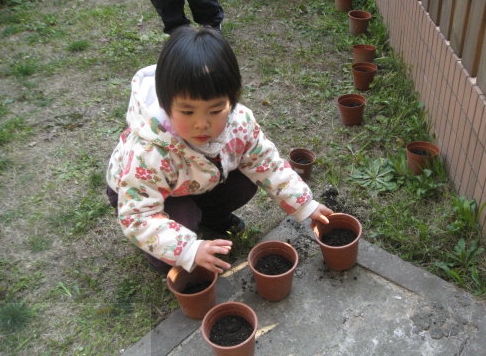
[309,204,334,229]
[195,239,233,274]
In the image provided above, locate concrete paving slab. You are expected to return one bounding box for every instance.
[123,218,486,356]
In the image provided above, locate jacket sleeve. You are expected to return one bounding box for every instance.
[116,145,201,272]
[237,110,319,222]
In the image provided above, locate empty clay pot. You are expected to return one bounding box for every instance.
[289,148,317,181]
[352,62,378,91]
[337,93,366,126]
[406,141,440,175]
[166,265,218,319]
[248,240,299,302]
[335,0,352,12]
[352,44,376,63]
[202,302,258,356]
[348,10,372,36]
[313,213,362,271]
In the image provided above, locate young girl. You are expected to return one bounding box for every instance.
[106,26,333,274]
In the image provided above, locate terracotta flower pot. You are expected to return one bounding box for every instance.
[166,265,218,319]
[313,213,362,271]
[337,93,366,126]
[406,141,440,175]
[248,240,299,302]
[352,62,377,91]
[348,10,372,36]
[202,302,258,356]
[289,148,317,181]
[335,0,352,12]
[352,44,376,63]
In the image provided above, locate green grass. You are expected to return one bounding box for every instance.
[66,39,90,52]
[0,301,35,332]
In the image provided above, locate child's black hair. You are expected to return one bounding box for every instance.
[155,26,241,115]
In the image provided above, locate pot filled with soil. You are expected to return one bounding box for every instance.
[348,10,372,36]
[166,265,218,319]
[202,301,258,356]
[313,213,362,271]
[248,240,299,302]
[335,0,352,12]
[337,93,366,126]
[352,62,378,91]
[406,141,440,175]
[289,148,317,181]
[352,44,376,63]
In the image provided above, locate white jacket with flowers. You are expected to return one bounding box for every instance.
[106,65,318,272]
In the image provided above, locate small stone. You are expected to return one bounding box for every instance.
[429,327,444,340]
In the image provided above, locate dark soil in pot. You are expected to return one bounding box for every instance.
[181,281,212,294]
[293,157,312,164]
[410,149,432,156]
[210,315,253,346]
[321,228,356,246]
[255,254,293,275]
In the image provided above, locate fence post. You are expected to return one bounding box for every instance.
[462,0,486,77]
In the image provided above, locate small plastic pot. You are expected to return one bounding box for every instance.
[352,44,376,63]
[202,302,258,356]
[348,10,372,36]
[313,213,362,271]
[248,240,299,302]
[406,141,440,175]
[166,265,218,319]
[337,93,366,126]
[335,0,352,12]
[352,62,378,91]
[289,148,317,181]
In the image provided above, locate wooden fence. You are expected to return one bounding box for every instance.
[375,0,486,236]
[422,0,486,93]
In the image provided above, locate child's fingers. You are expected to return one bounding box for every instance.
[319,214,330,224]
[212,239,233,247]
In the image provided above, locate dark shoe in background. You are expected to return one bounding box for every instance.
[202,213,245,235]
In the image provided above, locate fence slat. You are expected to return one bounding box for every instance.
[440,0,456,39]
[478,31,486,94]
[462,0,486,77]
[450,0,472,56]
[423,0,431,11]
[430,0,443,25]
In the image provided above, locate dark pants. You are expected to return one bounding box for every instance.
[107,169,257,270]
[150,0,224,33]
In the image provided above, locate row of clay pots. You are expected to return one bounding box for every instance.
[333,4,442,172]
[167,213,363,355]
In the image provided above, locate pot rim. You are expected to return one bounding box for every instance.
[289,148,317,165]
[406,141,439,156]
[338,93,366,104]
[166,265,218,298]
[352,44,377,51]
[201,301,258,350]
[313,213,362,250]
[348,10,372,20]
[248,240,299,278]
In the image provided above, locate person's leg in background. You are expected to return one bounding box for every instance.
[150,0,191,34]
[187,0,224,30]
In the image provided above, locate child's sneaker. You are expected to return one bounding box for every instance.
[202,214,245,235]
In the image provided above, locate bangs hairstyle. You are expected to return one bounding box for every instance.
[155,26,241,115]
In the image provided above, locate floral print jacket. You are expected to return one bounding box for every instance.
[106,65,318,272]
